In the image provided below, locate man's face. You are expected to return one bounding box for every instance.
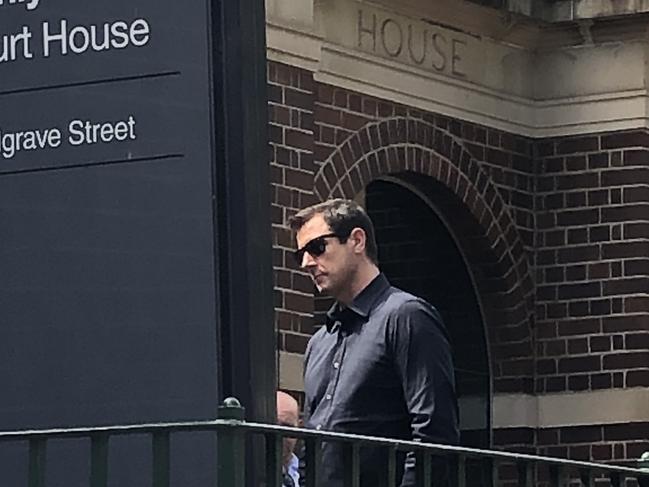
[295,213,355,299]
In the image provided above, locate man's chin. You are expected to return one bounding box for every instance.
[313,275,326,292]
[314,279,331,295]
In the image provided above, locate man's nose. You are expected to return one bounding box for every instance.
[301,251,316,268]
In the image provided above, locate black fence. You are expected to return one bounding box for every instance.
[1,398,647,486]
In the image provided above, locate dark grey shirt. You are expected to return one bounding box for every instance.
[303,273,459,487]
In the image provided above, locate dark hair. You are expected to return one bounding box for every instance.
[288,199,379,265]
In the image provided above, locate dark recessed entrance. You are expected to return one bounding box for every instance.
[365,178,491,448]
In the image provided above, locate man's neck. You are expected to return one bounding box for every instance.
[337,263,380,306]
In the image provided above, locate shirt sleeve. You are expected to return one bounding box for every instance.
[388,299,459,486]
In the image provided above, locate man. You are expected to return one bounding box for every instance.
[288,199,459,487]
[277,391,300,487]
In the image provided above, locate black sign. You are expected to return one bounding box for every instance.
[0,0,279,483]
[0,0,220,429]
[1,3,275,481]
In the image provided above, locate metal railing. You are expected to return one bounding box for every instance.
[0,397,647,486]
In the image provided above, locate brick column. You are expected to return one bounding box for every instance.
[535,130,649,461]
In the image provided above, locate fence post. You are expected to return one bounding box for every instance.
[638,451,649,487]
[28,438,47,487]
[217,397,246,487]
[639,451,649,470]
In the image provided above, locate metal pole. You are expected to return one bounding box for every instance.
[217,398,246,487]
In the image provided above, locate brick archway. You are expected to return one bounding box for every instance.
[313,117,535,394]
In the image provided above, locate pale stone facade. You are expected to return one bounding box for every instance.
[268,0,649,137]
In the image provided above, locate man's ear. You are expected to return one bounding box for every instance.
[349,227,367,254]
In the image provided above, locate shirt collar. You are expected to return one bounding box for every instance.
[325,273,390,332]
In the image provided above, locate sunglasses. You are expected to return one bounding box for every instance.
[293,233,341,265]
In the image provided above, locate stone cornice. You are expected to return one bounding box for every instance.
[266,19,322,71]
[492,389,649,428]
[266,0,649,137]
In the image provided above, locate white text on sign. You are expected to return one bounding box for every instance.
[0,116,138,160]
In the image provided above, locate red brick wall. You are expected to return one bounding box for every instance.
[268,60,649,461]
[535,133,649,393]
[494,422,649,464]
[537,422,649,462]
[268,62,319,355]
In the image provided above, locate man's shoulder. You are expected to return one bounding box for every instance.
[382,286,432,312]
[379,286,446,328]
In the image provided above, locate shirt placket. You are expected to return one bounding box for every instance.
[318,323,347,430]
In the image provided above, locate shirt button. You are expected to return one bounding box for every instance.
[316,424,322,430]
[333,362,340,369]
[325,394,332,400]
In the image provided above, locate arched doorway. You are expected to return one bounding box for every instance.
[313,116,536,447]
[365,177,491,448]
